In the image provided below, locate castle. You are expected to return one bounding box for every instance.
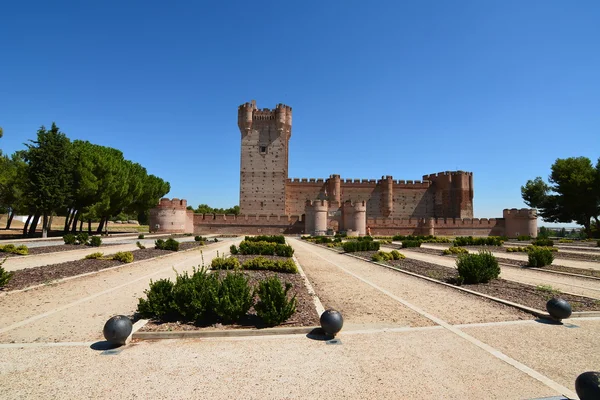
[150,100,537,238]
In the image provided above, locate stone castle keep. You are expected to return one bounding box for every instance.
[150,100,537,238]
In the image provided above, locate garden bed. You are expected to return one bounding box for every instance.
[494,257,600,278]
[1,243,206,291]
[138,268,320,332]
[0,242,123,258]
[350,251,600,312]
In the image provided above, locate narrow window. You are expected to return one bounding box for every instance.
[259,146,267,154]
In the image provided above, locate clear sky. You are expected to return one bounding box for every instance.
[1,1,598,226]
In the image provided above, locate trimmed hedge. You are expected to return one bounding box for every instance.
[453,236,505,246]
[237,241,294,257]
[456,250,500,284]
[442,246,469,255]
[241,257,298,273]
[532,238,554,247]
[0,244,29,255]
[401,240,422,248]
[112,251,134,263]
[155,238,180,251]
[392,235,451,243]
[210,257,241,270]
[342,240,380,252]
[371,250,405,262]
[244,235,286,244]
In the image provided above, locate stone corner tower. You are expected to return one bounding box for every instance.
[238,100,292,215]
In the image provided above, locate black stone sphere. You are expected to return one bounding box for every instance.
[103,315,133,346]
[575,371,600,400]
[320,309,343,337]
[546,298,572,320]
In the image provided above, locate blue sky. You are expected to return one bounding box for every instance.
[1,1,598,226]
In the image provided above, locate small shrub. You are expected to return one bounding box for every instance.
[254,276,297,327]
[456,250,500,284]
[527,248,554,267]
[85,252,104,259]
[371,251,401,262]
[532,238,554,247]
[171,267,219,322]
[89,236,102,247]
[165,238,180,251]
[210,257,241,270]
[516,235,531,241]
[241,257,298,273]
[229,244,239,255]
[63,234,76,245]
[155,239,165,249]
[76,232,89,245]
[136,241,146,249]
[138,234,145,239]
[371,253,385,262]
[112,251,134,263]
[137,278,178,321]
[212,272,254,323]
[442,246,469,255]
[213,238,218,242]
[0,257,13,288]
[390,250,405,260]
[401,240,422,248]
[194,235,205,242]
[13,245,29,255]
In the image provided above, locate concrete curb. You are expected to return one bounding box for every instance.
[0,243,211,297]
[133,325,320,340]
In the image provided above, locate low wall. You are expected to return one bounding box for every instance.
[193,214,304,235]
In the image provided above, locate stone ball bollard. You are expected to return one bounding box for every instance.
[575,371,600,400]
[103,315,133,346]
[546,298,572,321]
[320,309,344,337]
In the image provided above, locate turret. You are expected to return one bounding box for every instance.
[237,100,256,136]
[327,174,341,206]
[149,198,193,234]
[503,208,538,238]
[342,200,367,236]
[305,200,329,236]
[379,175,393,217]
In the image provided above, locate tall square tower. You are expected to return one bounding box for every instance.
[238,100,292,214]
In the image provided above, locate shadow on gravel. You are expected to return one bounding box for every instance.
[306,328,333,341]
[90,341,122,351]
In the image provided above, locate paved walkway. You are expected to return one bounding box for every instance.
[0,237,597,399]
[391,246,600,299]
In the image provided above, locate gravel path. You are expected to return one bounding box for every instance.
[396,247,600,299]
[292,239,529,326]
[0,241,235,343]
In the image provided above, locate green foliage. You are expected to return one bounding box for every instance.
[240,257,298,273]
[137,279,178,321]
[390,250,405,260]
[392,235,451,243]
[211,272,253,323]
[210,257,241,270]
[170,267,219,322]
[527,248,554,267]
[401,240,422,248]
[237,241,294,257]
[155,238,180,251]
[0,257,13,288]
[138,234,145,239]
[229,244,239,255]
[76,232,89,245]
[63,234,76,245]
[532,238,554,247]
[244,235,286,244]
[85,252,104,259]
[254,276,297,327]
[356,236,374,242]
[194,235,205,242]
[136,241,146,249]
[522,157,600,237]
[453,236,505,246]
[0,244,28,255]
[442,246,469,255]
[558,239,573,243]
[342,240,380,252]
[507,245,557,253]
[456,250,500,284]
[372,250,405,262]
[112,251,134,263]
[195,204,240,215]
[89,236,102,247]
[517,235,531,241]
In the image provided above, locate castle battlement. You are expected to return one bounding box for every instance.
[503,208,537,219]
[422,170,473,180]
[156,198,187,209]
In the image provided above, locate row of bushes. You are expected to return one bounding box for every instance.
[0,244,29,255]
[442,246,469,255]
[342,240,380,252]
[516,235,531,241]
[453,236,505,247]
[392,235,451,243]
[401,240,422,248]
[506,245,558,253]
[558,239,574,243]
[244,235,286,244]
[137,268,296,326]
[155,238,180,251]
[532,238,554,247]
[64,233,102,247]
[211,256,298,273]
[371,250,405,262]
[85,251,134,263]
[230,241,294,257]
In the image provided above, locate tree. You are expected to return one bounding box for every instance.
[194,204,240,215]
[522,157,600,237]
[0,151,28,229]
[23,123,73,237]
